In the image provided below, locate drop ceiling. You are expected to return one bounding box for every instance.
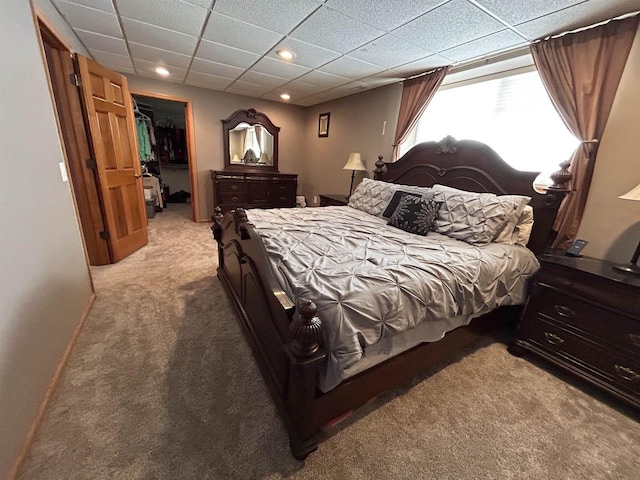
[51,0,639,106]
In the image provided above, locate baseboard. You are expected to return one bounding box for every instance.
[6,293,96,480]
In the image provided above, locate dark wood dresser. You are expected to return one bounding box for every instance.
[511,254,640,408]
[211,170,297,214]
[319,194,348,206]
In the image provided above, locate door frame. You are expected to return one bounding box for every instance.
[32,8,98,280]
[130,89,199,222]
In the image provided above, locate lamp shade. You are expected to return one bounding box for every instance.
[619,183,640,201]
[343,152,366,171]
[232,153,241,163]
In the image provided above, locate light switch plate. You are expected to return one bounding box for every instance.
[59,162,68,182]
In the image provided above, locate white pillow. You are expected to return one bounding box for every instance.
[348,178,431,217]
[431,185,529,245]
[515,205,534,246]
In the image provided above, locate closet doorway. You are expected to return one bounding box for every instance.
[131,92,198,223]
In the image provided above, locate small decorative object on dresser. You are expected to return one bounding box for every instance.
[319,194,348,207]
[613,182,640,275]
[510,254,640,408]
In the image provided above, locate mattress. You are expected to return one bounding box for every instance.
[246,206,539,392]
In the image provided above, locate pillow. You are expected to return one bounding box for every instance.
[431,185,526,245]
[348,178,431,217]
[382,190,422,218]
[492,195,531,245]
[515,205,534,246]
[387,193,441,236]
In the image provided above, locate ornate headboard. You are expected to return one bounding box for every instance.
[374,136,567,254]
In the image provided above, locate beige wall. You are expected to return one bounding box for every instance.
[125,75,307,220]
[0,2,94,477]
[577,26,640,263]
[301,83,403,205]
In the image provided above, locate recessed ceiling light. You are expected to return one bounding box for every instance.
[155,66,170,76]
[280,93,291,100]
[276,49,296,61]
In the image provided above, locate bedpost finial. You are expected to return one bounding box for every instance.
[374,155,387,180]
[548,159,572,191]
[290,300,323,358]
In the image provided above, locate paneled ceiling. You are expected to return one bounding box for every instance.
[51,0,639,106]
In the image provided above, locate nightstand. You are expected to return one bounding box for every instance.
[511,254,640,408]
[319,194,348,207]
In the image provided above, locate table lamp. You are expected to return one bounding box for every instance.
[613,182,640,275]
[343,152,366,198]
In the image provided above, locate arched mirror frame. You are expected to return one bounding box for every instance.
[222,108,280,172]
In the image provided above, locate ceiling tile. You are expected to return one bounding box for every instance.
[56,0,115,13]
[75,29,129,56]
[296,70,351,88]
[326,0,444,31]
[185,71,234,89]
[390,54,452,77]
[202,12,284,55]
[237,71,291,88]
[196,39,261,69]
[280,79,325,95]
[54,1,122,37]
[393,0,504,52]
[250,57,311,79]
[350,33,433,68]
[129,42,192,69]
[440,29,527,62]
[474,0,584,25]
[318,56,386,80]
[260,89,306,103]
[289,5,386,53]
[213,0,321,35]
[515,0,640,40]
[121,18,198,56]
[91,49,134,70]
[116,0,208,36]
[134,59,187,81]
[190,58,245,80]
[266,38,341,69]
[356,72,403,88]
[225,80,274,96]
[182,0,213,7]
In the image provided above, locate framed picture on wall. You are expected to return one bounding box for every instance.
[318,112,330,137]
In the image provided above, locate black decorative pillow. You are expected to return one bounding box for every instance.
[388,194,442,235]
[382,190,422,218]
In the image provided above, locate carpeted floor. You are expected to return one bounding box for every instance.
[17,204,640,479]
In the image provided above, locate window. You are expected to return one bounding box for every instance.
[399,70,579,186]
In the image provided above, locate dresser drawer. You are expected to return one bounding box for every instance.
[218,181,247,194]
[270,182,296,196]
[219,192,248,205]
[531,283,640,355]
[522,316,640,397]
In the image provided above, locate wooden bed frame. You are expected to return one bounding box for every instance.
[212,137,568,459]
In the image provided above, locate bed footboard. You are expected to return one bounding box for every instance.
[212,207,325,459]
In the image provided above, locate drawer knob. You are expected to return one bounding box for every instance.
[232,196,239,202]
[231,185,238,191]
[554,304,575,317]
[279,186,286,190]
[629,333,640,347]
[614,365,640,382]
[280,196,286,201]
[544,332,565,345]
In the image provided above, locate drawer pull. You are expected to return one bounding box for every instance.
[280,196,286,201]
[544,332,565,345]
[629,333,640,347]
[232,196,239,202]
[614,365,640,382]
[279,185,286,190]
[231,185,238,191]
[553,305,575,317]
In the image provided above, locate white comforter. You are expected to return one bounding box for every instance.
[246,206,539,391]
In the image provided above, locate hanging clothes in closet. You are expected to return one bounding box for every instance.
[133,99,156,162]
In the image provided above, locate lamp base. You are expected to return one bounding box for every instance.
[613,262,640,275]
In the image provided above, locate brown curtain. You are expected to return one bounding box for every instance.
[531,15,639,249]
[393,66,450,160]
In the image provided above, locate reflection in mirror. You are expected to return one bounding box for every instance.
[229,122,274,166]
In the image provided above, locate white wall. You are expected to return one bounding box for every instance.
[32,0,89,56]
[577,26,640,263]
[0,2,94,478]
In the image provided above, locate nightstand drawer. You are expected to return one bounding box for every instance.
[523,317,640,397]
[531,284,640,354]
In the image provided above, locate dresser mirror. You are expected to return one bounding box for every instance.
[222,108,280,172]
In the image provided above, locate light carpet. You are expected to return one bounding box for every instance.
[17,204,639,479]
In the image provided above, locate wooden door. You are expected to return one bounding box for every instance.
[76,55,147,262]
